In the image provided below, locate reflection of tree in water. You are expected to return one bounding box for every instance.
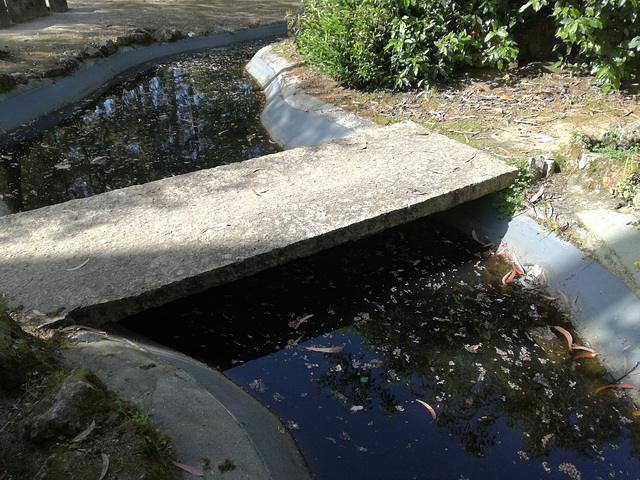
[315,256,640,463]
[0,40,280,212]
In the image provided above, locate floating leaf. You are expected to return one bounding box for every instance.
[295,314,314,329]
[302,343,345,353]
[415,399,437,423]
[510,248,525,275]
[553,326,573,352]
[595,384,637,395]
[572,351,598,360]
[572,345,597,353]
[172,461,204,477]
[98,454,109,480]
[501,269,516,285]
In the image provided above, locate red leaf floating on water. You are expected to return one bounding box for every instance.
[295,314,314,329]
[572,345,597,353]
[501,269,516,285]
[416,399,437,423]
[510,248,525,275]
[553,326,573,352]
[594,384,637,395]
[572,351,599,360]
[172,462,204,477]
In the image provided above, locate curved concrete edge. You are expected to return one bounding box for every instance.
[246,47,640,401]
[445,196,640,402]
[0,22,288,149]
[246,45,377,149]
[63,329,313,480]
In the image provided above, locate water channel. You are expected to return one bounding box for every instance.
[123,212,640,480]
[3,37,640,479]
[0,39,281,214]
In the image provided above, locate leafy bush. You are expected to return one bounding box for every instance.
[291,0,525,89]
[292,0,639,90]
[521,0,640,91]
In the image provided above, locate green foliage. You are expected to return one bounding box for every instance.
[610,172,640,201]
[494,158,535,219]
[291,0,525,89]
[522,0,640,91]
[293,0,639,90]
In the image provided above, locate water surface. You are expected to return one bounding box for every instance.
[123,214,640,479]
[0,39,281,213]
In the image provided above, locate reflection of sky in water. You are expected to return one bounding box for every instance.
[227,327,640,480]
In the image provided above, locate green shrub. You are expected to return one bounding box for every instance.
[292,0,639,91]
[291,0,525,89]
[521,0,640,91]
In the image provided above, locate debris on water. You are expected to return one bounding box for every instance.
[558,462,582,480]
[249,379,268,393]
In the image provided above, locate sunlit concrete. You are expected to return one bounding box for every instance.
[0,121,517,327]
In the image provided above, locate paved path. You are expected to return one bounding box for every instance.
[0,121,516,328]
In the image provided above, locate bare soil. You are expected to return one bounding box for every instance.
[0,0,297,94]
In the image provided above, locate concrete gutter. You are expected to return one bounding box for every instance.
[245,45,377,149]
[1,28,638,476]
[0,22,288,149]
[62,329,313,479]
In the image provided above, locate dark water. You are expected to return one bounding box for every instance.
[122,213,640,480]
[0,39,281,213]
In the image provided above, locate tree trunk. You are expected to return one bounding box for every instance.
[0,1,11,28]
[47,0,67,13]
[5,0,48,23]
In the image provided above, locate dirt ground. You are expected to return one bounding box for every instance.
[0,0,297,93]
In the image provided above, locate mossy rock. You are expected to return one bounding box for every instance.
[0,300,55,392]
[26,367,113,444]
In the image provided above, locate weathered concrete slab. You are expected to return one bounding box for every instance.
[0,120,517,327]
